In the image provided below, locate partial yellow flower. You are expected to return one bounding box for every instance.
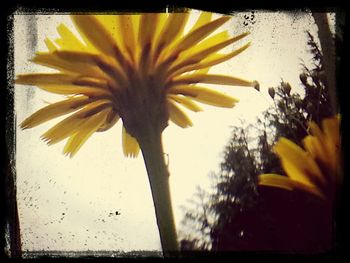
[259,115,341,200]
[16,12,257,158]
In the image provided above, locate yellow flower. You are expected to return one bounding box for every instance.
[259,115,341,200]
[16,12,257,158]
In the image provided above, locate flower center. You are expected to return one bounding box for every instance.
[116,63,169,141]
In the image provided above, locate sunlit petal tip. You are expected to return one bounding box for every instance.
[40,135,51,144]
[122,126,140,158]
[220,15,232,22]
[19,122,29,130]
[62,111,108,157]
[62,150,70,157]
[125,152,138,158]
[28,57,38,63]
[230,32,250,43]
[169,85,239,108]
[272,137,289,153]
[245,41,252,47]
[259,173,295,191]
[167,100,193,128]
[63,149,75,158]
[174,15,232,53]
[168,94,203,112]
[14,75,25,84]
[172,74,255,87]
[274,137,325,185]
[259,173,326,200]
[44,37,58,52]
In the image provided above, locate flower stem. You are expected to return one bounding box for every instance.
[138,127,179,257]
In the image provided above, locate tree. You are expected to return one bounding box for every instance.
[179,30,336,252]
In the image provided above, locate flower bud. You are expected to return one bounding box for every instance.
[268,87,275,99]
[253,81,260,91]
[281,82,291,95]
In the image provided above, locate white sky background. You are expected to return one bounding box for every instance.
[13,10,334,253]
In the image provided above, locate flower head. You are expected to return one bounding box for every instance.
[259,115,342,201]
[16,12,257,157]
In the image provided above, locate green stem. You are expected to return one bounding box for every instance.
[138,127,179,257]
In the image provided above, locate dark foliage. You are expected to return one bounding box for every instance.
[180,31,336,252]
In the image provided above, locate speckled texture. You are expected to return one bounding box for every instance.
[10,9,339,257]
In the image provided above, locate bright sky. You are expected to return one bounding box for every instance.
[13,10,333,254]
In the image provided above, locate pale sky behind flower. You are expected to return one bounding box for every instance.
[12,10,335,254]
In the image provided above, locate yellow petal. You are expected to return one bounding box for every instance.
[308,121,325,141]
[322,116,341,178]
[153,13,168,43]
[174,16,231,53]
[178,30,229,60]
[20,96,91,129]
[191,30,231,53]
[170,32,248,75]
[139,13,159,49]
[131,14,141,41]
[55,23,88,51]
[308,118,338,176]
[184,31,248,60]
[122,125,140,158]
[63,108,110,157]
[16,73,77,86]
[118,15,137,59]
[170,31,229,73]
[155,13,190,56]
[189,12,212,33]
[171,43,251,77]
[55,50,127,87]
[194,68,210,75]
[167,100,193,128]
[274,137,326,186]
[41,100,112,145]
[322,116,340,153]
[167,94,203,112]
[188,32,249,61]
[259,173,295,191]
[71,15,120,58]
[172,74,255,87]
[35,84,111,96]
[44,38,58,52]
[168,85,238,108]
[138,14,161,74]
[127,14,142,63]
[31,52,102,78]
[16,73,110,90]
[302,136,328,165]
[259,173,325,199]
[72,76,110,89]
[94,14,124,50]
[42,116,85,146]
